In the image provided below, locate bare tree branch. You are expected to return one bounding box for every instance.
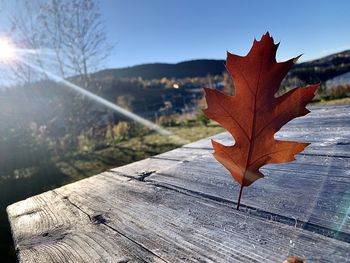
[9,0,112,86]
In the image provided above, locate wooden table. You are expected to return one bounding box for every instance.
[7,104,350,262]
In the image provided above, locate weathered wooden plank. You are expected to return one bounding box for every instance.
[306,104,350,118]
[8,104,350,262]
[142,104,350,238]
[143,104,350,235]
[7,189,165,263]
[292,154,350,168]
[8,172,350,262]
[146,154,350,236]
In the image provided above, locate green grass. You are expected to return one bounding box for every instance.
[56,122,225,182]
[311,97,350,106]
[0,121,225,262]
[53,97,350,182]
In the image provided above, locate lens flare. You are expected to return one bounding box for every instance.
[18,58,188,144]
[0,39,187,143]
[0,38,16,61]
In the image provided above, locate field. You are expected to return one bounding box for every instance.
[311,97,350,105]
[56,123,225,182]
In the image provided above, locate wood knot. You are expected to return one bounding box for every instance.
[91,214,106,224]
[138,170,156,181]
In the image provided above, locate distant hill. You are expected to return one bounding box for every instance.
[2,49,350,155]
[92,50,350,84]
[94,59,226,80]
[290,50,350,83]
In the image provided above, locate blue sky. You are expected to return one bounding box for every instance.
[100,0,350,68]
[0,0,349,69]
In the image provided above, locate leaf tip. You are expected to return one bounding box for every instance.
[226,50,234,59]
[305,83,320,98]
[210,139,218,153]
[261,31,275,43]
[293,54,303,64]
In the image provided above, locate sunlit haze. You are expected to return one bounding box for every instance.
[0,38,16,62]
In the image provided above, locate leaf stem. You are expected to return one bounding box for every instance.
[237,185,244,210]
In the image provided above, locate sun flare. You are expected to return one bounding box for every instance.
[0,38,16,62]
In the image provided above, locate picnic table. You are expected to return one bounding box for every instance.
[7,104,350,262]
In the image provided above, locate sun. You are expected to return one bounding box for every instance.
[0,38,16,62]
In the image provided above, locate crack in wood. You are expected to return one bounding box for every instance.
[180,146,350,159]
[182,146,213,150]
[108,170,156,182]
[150,156,189,162]
[58,193,92,222]
[148,179,350,243]
[299,152,350,159]
[100,220,170,263]
[335,142,350,146]
[99,169,350,242]
[17,229,68,249]
[56,192,169,263]
[137,171,156,182]
[13,209,41,218]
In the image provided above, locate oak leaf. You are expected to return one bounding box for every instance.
[203,33,319,209]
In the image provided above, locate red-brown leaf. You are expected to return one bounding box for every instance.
[203,33,319,208]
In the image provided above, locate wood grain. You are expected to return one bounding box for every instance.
[7,104,350,262]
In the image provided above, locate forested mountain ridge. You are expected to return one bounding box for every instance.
[91,50,350,83]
